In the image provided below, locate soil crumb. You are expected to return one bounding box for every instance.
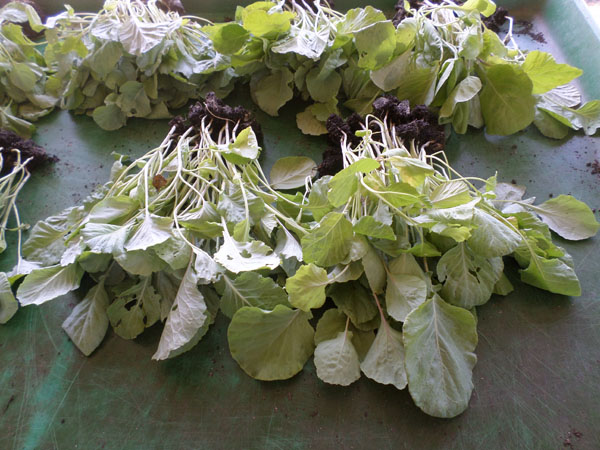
[587,160,600,177]
[0,129,57,175]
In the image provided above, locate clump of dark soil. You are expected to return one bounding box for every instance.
[318,95,445,176]
[0,129,57,175]
[393,0,508,31]
[168,92,262,146]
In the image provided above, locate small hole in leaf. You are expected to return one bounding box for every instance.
[124,299,137,311]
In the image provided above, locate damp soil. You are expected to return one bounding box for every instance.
[318,95,445,177]
[168,92,263,148]
[0,129,57,175]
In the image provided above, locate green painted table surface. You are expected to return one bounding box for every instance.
[1,1,600,448]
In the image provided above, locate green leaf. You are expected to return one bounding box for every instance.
[389,156,435,188]
[17,264,84,306]
[8,62,38,92]
[228,305,315,380]
[88,196,138,223]
[114,249,166,277]
[0,273,18,324]
[107,276,161,339]
[81,223,130,255]
[328,281,378,328]
[93,104,127,131]
[314,331,361,386]
[370,51,411,91]
[480,64,535,135]
[520,255,581,296]
[242,9,294,38]
[270,156,316,189]
[353,216,395,241]
[62,281,109,356]
[528,195,600,240]
[395,64,439,106]
[361,320,407,390]
[361,245,386,294]
[301,212,353,267]
[460,0,497,16]
[88,41,123,78]
[522,51,582,95]
[328,158,380,207]
[203,22,249,54]
[214,224,280,273]
[439,76,482,118]
[117,81,152,117]
[403,294,478,418]
[222,127,260,164]
[307,176,333,221]
[354,21,396,70]
[217,182,265,225]
[429,181,472,209]
[153,263,209,360]
[467,209,521,257]
[385,254,428,322]
[218,272,288,318]
[125,214,173,252]
[251,68,294,116]
[437,243,503,308]
[286,263,329,312]
[314,308,347,344]
[533,109,570,139]
[543,100,600,136]
[118,15,178,55]
[296,108,328,136]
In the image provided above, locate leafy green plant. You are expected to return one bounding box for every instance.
[0,2,55,137]
[3,97,597,418]
[1,0,598,139]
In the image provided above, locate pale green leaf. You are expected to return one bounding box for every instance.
[467,209,521,257]
[520,255,581,296]
[62,281,109,356]
[528,195,600,240]
[480,64,535,135]
[218,272,288,318]
[17,263,83,306]
[251,68,294,116]
[328,281,378,328]
[301,212,353,267]
[522,51,582,95]
[153,263,208,360]
[270,156,316,189]
[353,216,395,241]
[125,214,173,252]
[386,254,428,322]
[92,104,127,131]
[228,305,314,380]
[81,223,130,255]
[361,321,407,390]
[437,243,503,308]
[286,263,329,312]
[404,294,478,418]
[314,331,361,386]
[0,273,18,324]
[361,245,386,294]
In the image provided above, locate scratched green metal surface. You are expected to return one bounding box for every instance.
[1,1,599,449]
